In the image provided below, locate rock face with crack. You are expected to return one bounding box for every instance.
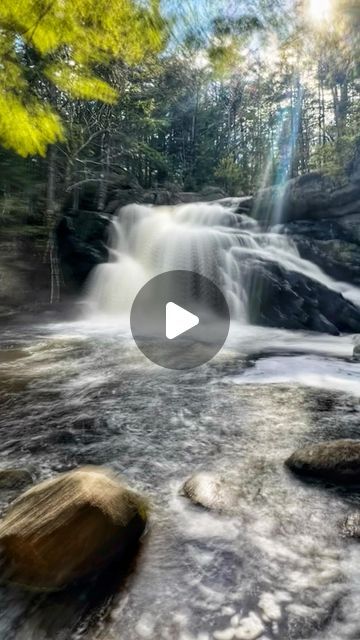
[0,466,148,590]
[285,439,360,484]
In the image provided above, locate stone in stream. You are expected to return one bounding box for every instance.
[182,471,239,512]
[0,468,33,491]
[0,466,148,590]
[341,512,360,539]
[285,439,360,485]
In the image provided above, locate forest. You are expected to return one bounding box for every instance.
[0,0,359,251]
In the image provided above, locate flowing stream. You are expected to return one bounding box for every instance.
[0,201,359,640]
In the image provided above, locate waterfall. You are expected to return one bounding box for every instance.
[85,201,360,322]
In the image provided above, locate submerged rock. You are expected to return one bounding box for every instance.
[286,439,360,484]
[341,512,360,538]
[182,472,238,512]
[0,466,148,590]
[0,469,33,491]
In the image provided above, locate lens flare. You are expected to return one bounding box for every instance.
[308,0,333,24]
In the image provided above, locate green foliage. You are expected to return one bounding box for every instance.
[0,0,167,157]
[215,155,243,195]
[311,134,360,178]
[208,42,242,78]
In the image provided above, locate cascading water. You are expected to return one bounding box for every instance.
[86,200,360,322]
[86,202,249,321]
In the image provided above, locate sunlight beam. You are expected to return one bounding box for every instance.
[308,0,333,25]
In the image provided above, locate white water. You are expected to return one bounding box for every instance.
[0,322,359,640]
[86,201,360,322]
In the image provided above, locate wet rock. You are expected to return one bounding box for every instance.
[341,512,360,539]
[0,469,33,491]
[286,439,360,484]
[241,257,360,334]
[288,232,360,287]
[182,472,238,512]
[251,170,360,224]
[0,466,148,590]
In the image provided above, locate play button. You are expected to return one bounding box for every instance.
[166,303,199,340]
[130,270,230,370]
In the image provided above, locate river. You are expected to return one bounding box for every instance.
[0,318,359,640]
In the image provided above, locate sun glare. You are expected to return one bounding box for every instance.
[308,0,333,25]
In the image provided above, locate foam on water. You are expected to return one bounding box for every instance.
[229,354,360,396]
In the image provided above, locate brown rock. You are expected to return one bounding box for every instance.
[0,466,148,590]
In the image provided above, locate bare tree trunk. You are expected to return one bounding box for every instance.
[98,132,111,211]
[46,145,60,304]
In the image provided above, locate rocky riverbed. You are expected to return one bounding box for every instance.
[0,320,358,640]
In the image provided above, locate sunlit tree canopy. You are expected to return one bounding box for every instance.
[0,0,166,156]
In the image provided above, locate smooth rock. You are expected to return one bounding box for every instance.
[286,439,360,484]
[182,472,238,512]
[0,466,148,590]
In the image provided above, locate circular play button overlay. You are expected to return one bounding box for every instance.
[130,270,230,370]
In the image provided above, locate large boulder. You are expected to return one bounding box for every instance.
[0,467,148,590]
[281,218,360,286]
[56,183,111,289]
[250,171,360,224]
[242,257,360,334]
[286,440,360,484]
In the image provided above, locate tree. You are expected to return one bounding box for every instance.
[215,155,243,195]
[0,0,166,156]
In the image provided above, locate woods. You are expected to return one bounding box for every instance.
[0,0,359,243]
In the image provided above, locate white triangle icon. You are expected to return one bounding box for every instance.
[166,302,199,340]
